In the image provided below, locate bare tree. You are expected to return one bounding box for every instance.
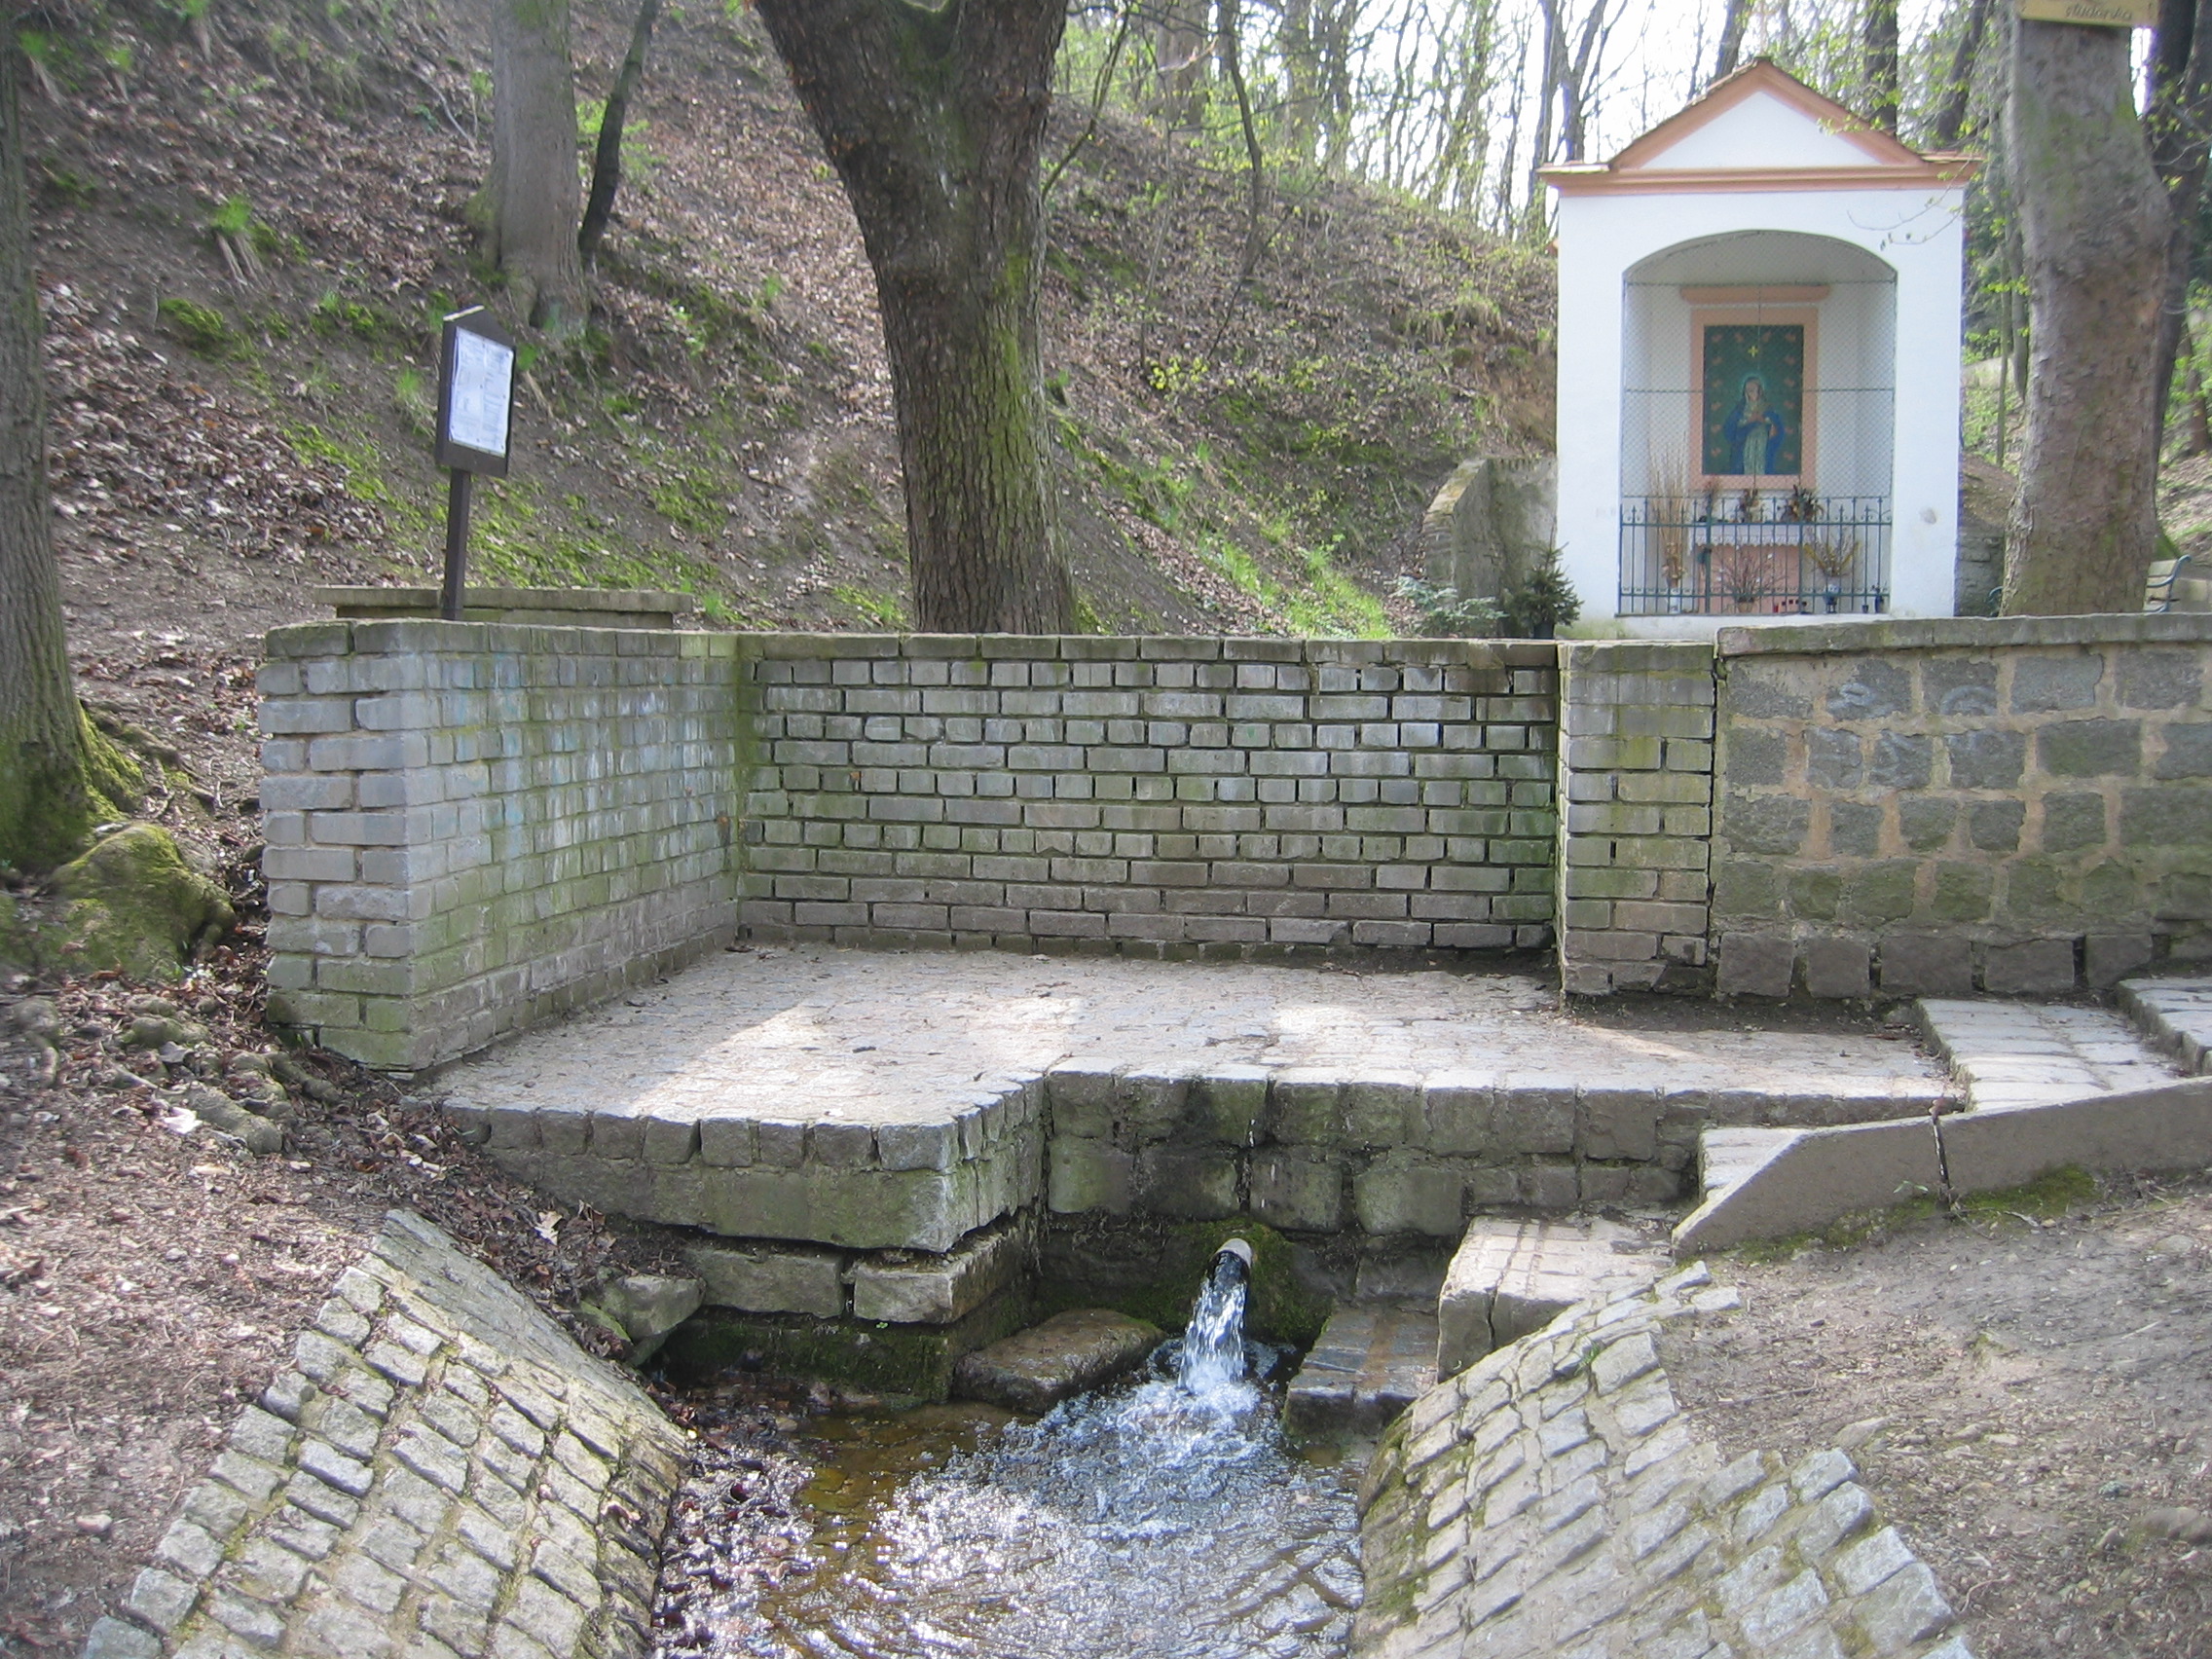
[486,0,588,331]
[1862,0,1899,131]
[1929,0,1995,148]
[754,0,1075,633]
[0,32,138,869]
[2004,18,2171,615]
[577,0,663,266]
[1713,0,1752,83]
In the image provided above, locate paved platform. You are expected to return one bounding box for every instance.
[1283,1304,1439,1441]
[437,948,1947,1251]
[1918,998,2182,1111]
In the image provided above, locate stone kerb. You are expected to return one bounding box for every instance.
[1354,1264,1973,1659]
[735,634,1561,960]
[1555,641,1717,995]
[1038,1062,1933,1238]
[83,1211,686,1659]
[448,1078,1045,1255]
[257,620,743,1071]
[1709,613,2212,1000]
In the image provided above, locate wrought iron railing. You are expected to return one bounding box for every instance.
[1618,494,1892,618]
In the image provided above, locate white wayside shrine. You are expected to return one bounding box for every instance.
[1543,60,1978,633]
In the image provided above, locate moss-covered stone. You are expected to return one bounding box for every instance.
[1038,1216,1333,1347]
[0,892,28,969]
[659,1289,1035,1400]
[40,825,234,980]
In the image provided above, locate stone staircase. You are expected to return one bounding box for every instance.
[1676,977,2212,1253]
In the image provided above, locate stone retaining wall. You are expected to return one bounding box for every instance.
[737,635,1560,957]
[1708,615,2212,998]
[83,1211,686,1659]
[258,621,742,1071]
[257,614,2212,1076]
[1355,1265,1973,1659]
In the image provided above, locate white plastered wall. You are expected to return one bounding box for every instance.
[1556,184,1967,634]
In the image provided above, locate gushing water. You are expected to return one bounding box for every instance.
[657,1243,1360,1659]
[1172,1239,1254,1396]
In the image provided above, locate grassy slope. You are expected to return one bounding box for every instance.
[20,0,1554,664]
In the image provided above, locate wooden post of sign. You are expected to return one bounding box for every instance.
[433,307,517,622]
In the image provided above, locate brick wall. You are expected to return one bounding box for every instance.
[1710,615,2212,998]
[257,620,741,1070]
[1556,642,1716,994]
[737,635,1560,958]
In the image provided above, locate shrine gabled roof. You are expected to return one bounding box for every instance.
[1540,58,1979,197]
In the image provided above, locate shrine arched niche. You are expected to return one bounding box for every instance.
[1617,231,1898,617]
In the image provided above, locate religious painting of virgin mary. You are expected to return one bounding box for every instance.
[1700,322,1805,479]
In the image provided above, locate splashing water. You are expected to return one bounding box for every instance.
[658,1244,1360,1659]
[1173,1240,1253,1397]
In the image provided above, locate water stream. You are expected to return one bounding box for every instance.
[656,1245,1361,1659]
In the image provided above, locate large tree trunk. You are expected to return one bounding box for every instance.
[486,0,587,332]
[577,0,662,266]
[2004,19,2172,616]
[756,0,1073,634]
[0,40,134,870]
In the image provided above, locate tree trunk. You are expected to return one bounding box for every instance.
[1930,0,1994,147]
[1154,0,1207,129]
[2004,19,2172,616]
[1713,0,1751,83]
[487,0,587,332]
[2145,0,2212,446]
[755,0,1073,635]
[577,0,662,266]
[0,40,134,870]
[1862,0,1899,131]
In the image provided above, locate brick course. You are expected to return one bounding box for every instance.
[736,635,1560,959]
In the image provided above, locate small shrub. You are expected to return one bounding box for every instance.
[1502,546,1581,639]
[1394,576,1500,638]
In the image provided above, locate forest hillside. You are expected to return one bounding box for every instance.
[16,0,1555,808]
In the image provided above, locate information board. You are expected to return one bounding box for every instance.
[435,309,515,477]
[2017,0,2157,24]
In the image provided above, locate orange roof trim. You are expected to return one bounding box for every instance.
[1541,58,1981,196]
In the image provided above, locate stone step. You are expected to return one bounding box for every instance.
[1434,1215,1672,1381]
[2118,977,2212,1074]
[1918,998,2182,1112]
[1670,1124,1805,1252]
[1282,1303,1438,1442]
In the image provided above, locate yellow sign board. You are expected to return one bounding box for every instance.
[2017,0,2157,24]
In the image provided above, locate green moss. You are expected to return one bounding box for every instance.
[157,298,240,357]
[1730,1164,2104,1263]
[38,825,233,981]
[659,1292,1034,1400]
[830,585,907,629]
[0,893,29,969]
[1040,1220,1331,1348]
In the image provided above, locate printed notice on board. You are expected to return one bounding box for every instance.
[447,329,514,457]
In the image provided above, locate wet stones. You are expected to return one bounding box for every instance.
[951,1309,1161,1415]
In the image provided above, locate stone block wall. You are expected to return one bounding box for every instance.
[258,621,741,1071]
[737,635,1560,957]
[1556,643,1717,994]
[1710,615,2212,998]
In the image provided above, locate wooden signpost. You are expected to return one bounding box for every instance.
[433,307,516,621]
[2016,0,2157,23]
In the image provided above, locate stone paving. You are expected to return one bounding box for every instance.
[1917,998,2182,1111]
[1354,1265,1974,1659]
[2117,977,2212,1075]
[82,1212,686,1659]
[440,947,1947,1252]
[1284,1305,1441,1443]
